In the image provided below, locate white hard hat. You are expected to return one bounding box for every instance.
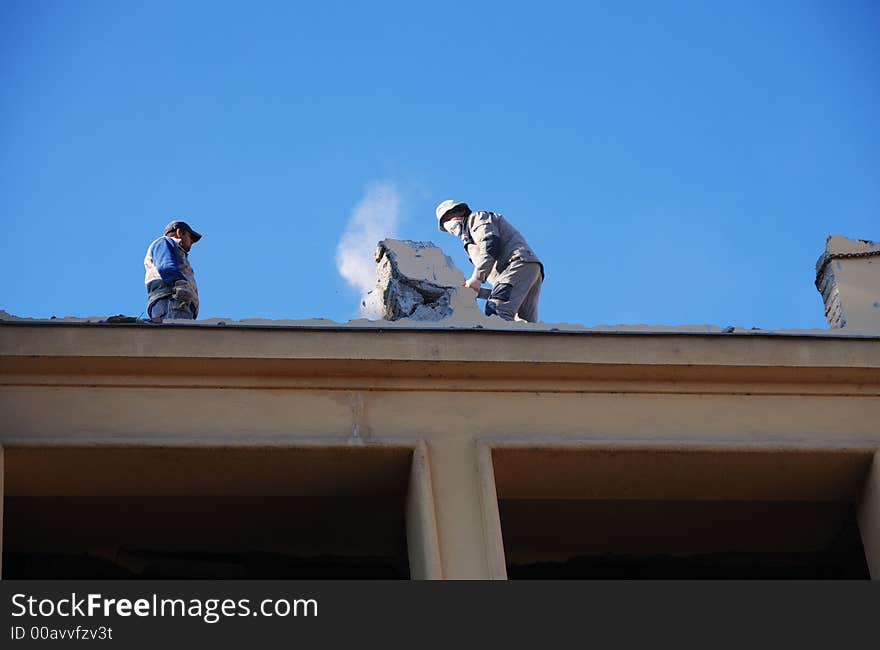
[435,199,469,232]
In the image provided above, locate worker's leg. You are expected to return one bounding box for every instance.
[516,272,542,322]
[485,262,542,322]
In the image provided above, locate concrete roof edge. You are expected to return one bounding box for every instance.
[3,324,880,382]
[1,316,878,341]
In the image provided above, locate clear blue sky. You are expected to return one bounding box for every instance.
[1,0,877,329]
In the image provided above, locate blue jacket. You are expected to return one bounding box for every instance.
[143,236,200,316]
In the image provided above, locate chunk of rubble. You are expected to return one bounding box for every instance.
[366,239,485,322]
[815,234,880,332]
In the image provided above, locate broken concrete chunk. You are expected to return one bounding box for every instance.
[815,234,880,333]
[367,239,484,322]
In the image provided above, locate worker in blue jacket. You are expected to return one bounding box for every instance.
[143,220,202,321]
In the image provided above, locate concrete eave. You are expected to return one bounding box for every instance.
[1,321,879,385]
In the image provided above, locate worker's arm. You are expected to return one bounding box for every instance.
[468,213,502,282]
[149,237,188,285]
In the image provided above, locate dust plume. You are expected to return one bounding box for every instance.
[336,182,402,317]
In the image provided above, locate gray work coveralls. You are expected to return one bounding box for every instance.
[460,211,544,322]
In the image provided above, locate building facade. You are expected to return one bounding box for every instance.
[1,234,878,579]
[1,322,878,579]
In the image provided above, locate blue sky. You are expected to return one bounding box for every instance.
[1,0,877,329]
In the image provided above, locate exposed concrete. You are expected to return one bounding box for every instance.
[816,234,880,334]
[857,452,880,578]
[367,239,487,322]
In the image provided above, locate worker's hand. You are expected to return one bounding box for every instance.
[172,280,195,305]
[463,276,482,293]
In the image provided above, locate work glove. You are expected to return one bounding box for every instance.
[172,280,195,305]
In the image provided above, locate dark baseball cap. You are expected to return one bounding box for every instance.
[163,220,202,242]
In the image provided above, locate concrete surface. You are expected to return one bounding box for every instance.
[816,234,880,333]
[1,322,878,578]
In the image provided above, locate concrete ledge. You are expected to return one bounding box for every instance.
[2,323,878,364]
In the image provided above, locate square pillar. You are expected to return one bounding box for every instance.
[426,439,506,579]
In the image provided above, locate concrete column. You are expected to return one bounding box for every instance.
[427,439,506,579]
[476,443,508,580]
[857,451,880,579]
[405,444,443,579]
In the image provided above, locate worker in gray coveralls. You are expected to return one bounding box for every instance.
[436,199,544,322]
